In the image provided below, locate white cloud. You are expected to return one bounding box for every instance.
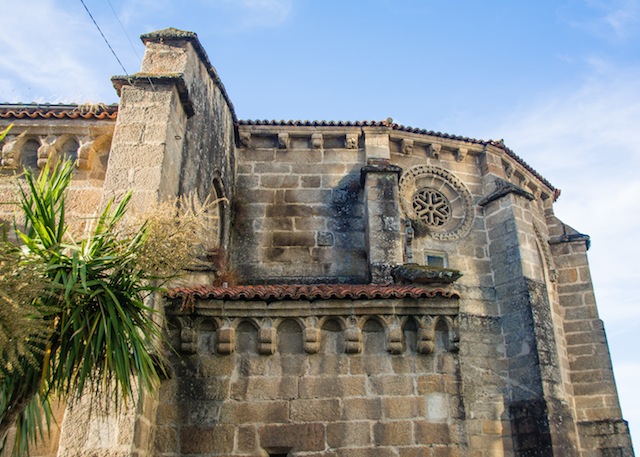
[570,0,640,42]
[491,59,640,327]
[196,0,294,31]
[0,0,137,103]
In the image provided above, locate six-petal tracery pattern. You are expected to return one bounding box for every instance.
[413,188,451,227]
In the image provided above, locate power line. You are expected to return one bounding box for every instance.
[79,0,129,76]
[106,0,142,62]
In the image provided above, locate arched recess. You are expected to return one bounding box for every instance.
[199,176,227,267]
[59,137,79,164]
[236,320,259,354]
[21,138,40,171]
[321,318,345,354]
[277,319,303,354]
[403,317,419,353]
[198,318,218,354]
[434,318,450,352]
[362,318,386,354]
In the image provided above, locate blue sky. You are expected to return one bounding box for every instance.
[2,0,640,450]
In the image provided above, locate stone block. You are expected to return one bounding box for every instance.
[326,421,372,448]
[415,421,452,445]
[369,375,415,396]
[373,421,414,446]
[236,425,257,454]
[342,398,383,420]
[291,398,341,422]
[336,447,398,457]
[383,396,425,419]
[179,425,235,455]
[261,174,300,188]
[259,423,326,452]
[218,401,289,424]
[299,375,367,399]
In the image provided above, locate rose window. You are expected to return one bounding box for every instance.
[412,188,451,227]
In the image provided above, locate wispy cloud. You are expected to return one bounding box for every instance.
[570,0,640,42]
[0,0,133,103]
[492,58,640,325]
[197,0,294,31]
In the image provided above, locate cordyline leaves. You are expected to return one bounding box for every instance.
[0,159,171,456]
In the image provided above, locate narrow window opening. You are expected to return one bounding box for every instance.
[424,250,447,268]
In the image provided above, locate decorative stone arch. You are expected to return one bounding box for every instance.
[319,317,346,354]
[275,318,304,354]
[235,319,260,354]
[361,317,386,354]
[19,137,40,171]
[56,135,80,164]
[402,316,419,353]
[198,317,219,354]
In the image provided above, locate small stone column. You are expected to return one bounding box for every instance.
[360,155,403,284]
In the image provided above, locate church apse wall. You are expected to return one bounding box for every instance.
[0,26,633,457]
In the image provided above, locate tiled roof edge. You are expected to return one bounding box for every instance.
[0,103,118,120]
[238,119,556,192]
[167,284,461,301]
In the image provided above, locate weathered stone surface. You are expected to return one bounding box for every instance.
[2,24,632,457]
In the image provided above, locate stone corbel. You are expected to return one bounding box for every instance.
[179,324,198,354]
[239,131,251,148]
[344,318,362,353]
[258,326,276,355]
[76,138,93,170]
[304,327,320,354]
[278,133,290,150]
[447,317,460,353]
[417,317,435,354]
[519,175,530,189]
[504,163,515,179]
[345,133,359,149]
[1,136,18,167]
[37,136,56,169]
[427,143,441,159]
[401,139,414,155]
[311,133,323,149]
[455,147,468,162]
[387,326,403,354]
[217,327,235,354]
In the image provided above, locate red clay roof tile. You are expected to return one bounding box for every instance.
[0,103,117,120]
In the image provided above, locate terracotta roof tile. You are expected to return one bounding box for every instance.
[0,103,555,195]
[239,119,556,193]
[0,103,118,120]
[167,284,460,301]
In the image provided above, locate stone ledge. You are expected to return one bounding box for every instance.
[392,264,463,285]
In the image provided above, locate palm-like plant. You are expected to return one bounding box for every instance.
[1,159,167,456]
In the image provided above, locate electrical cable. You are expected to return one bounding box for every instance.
[106,0,142,61]
[79,0,129,76]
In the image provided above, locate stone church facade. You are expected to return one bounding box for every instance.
[0,28,633,457]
